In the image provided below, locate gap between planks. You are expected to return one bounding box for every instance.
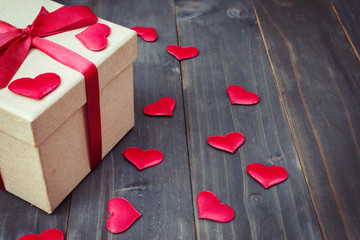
[327,0,360,63]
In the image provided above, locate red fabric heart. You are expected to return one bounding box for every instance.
[166,45,199,60]
[247,163,288,188]
[227,85,260,105]
[207,132,245,153]
[75,23,111,51]
[143,97,175,116]
[107,197,141,234]
[8,73,60,100]
[18,228,64,240]
[123,147,164,170]
[131,26,157,42]
[197,191,235,222]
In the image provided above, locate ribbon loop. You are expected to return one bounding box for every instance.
[0,5,98,88]
[31,6,98,37]
[0,36,32,88]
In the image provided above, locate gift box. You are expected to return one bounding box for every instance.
[0,0,137,213]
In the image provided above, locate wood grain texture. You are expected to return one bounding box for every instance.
[2,0,359,239]
[55,0,196,239]
[252,0,360,239]
[175,0,321,239]
[329,0,360,61]
[0,191,70,239]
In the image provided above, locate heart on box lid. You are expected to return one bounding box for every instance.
[8,73,60,100]
[76,23,111,51]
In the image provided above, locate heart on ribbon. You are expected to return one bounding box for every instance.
[8,73,61,100]
[197,191,235,222]
[123,147,164,170]
[227,85,260,105]
[247,163,288,188]
[131,26,157,42]
[107,197,141,234]
[18,228,64,240]
[143,97,175,116]
[166,45,199,60]
[76,23,111,51]
[207,132,245,153]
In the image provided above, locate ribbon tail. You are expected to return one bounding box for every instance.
[32,37,102,170]
[0,36,31,88]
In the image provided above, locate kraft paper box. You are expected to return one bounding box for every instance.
[0,0,137,213]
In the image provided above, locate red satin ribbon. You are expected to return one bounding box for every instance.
[0,173,4,190]
[0,6,103,190]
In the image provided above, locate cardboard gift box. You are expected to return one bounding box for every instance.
[0,0,137,213]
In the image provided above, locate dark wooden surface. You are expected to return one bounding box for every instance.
[330,0,360,61]
[176,0,320,239]
[252,0,360,239]
[0,0,359,239]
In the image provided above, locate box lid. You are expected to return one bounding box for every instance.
[0,0,137,146]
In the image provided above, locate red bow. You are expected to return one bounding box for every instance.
[0,5,103,190]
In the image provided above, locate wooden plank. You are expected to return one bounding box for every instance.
[175,0,322,239]
[329,0,360,61]
[57,0,196,239]
[251,0,360,239]
[0,191,70,239]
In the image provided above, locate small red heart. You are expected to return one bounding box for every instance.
[18,228,64,240]
[166,45,199,60]
[247,163,288,188]
[227,85,260,105]
[131,26,157,42]
[197,191,235,222]
[143,97,175,116]
[8,73,60,100]
[107,197,141,234]
[76,23,111,51]
[207,132,245,153]
[123,147,164,170]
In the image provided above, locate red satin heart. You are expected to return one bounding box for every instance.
[18,228,64,240]
[123,147,164,170]
[107,197,141,234]
[227,85,260,105]
[76,23,111,51]
[207,132,245,153]
[197,191,235,222]
[247,163,288,188]
[8,73,60,100]
[143,97,175,116]
[166,45,199,60]
[131,26,157,42]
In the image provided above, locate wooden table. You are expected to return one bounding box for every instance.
[1,0,359,239]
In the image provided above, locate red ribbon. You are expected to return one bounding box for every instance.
[0,6,103,190]
[0,173,4,190]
